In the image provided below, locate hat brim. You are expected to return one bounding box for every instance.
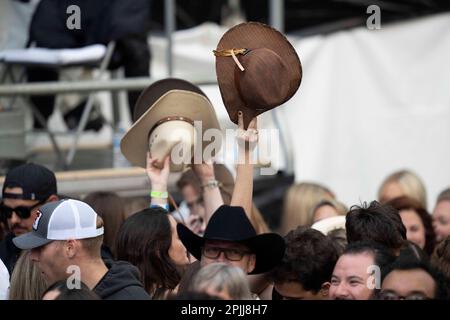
[311,216,346,235]
[177,223,205,261]
[177,223,285,274]
[215,22,302,127]
[121,90,221,168]
[239,233,285,274]
[13,232,53,250]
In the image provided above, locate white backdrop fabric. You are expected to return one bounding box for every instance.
[282,12,450,210]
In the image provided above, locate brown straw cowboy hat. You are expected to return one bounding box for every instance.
[120,78,221,170]
[214,22,302,128]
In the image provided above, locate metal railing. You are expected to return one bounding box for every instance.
[0,0,290,173]
[270,0,284,33]
[0,77,217,96]
[0,0,285,96]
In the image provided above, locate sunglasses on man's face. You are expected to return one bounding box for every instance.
[0,201,45,220]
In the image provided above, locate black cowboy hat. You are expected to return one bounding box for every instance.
[177,205,285,274]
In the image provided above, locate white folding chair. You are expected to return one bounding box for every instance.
[0,42,116,169]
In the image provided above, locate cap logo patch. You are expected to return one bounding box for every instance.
[33,211,42,230]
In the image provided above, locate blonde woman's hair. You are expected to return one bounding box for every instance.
[378,170,427,208]
[190,263,252,300]
[311,198,348,222]
[281,182,334,235]
[9,250,47,300]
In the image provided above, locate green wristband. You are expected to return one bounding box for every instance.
[150,190,168,199]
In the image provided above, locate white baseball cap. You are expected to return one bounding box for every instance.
[13,199,104,250]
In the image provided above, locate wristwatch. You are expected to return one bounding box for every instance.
[202,180,222,191]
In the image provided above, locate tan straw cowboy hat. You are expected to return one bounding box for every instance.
[120,78,221,171]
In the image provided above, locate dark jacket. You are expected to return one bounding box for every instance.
[29,0,151,47]
[0,233,21,275]
[94,260,151,300]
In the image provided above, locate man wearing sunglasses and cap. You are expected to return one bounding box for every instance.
[0,163,59,274]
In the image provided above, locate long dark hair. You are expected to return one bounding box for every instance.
[387,196,436,256]
[84,191,125,257]
[115,207,182,298]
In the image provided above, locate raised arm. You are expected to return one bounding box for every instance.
[187,111,258,226]
[146,152,170,210]
[231,111,258,216]
[192,162,224,224]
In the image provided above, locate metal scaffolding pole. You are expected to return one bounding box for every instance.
[269,0,284,33]
[165,0,176,76]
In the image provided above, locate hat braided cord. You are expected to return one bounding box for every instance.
[213,48,249,72]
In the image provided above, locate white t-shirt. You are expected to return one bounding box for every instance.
[171,201,190,224]
[0,258,10,300]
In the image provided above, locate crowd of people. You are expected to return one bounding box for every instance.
[1,17,449,300]
[0,118,449,300]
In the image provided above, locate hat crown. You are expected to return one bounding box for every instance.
[215,21,302,128]
[12,199,104,250]
[120,78,221,169]
[235,48,290,110]
[39,199,102,240]
[203,205,257,241]
[148,120,195,171]
[2,163,57,201]
[132,78,207,122]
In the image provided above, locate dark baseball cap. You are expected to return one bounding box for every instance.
[13,199,104,250]
[2,163,57,201]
